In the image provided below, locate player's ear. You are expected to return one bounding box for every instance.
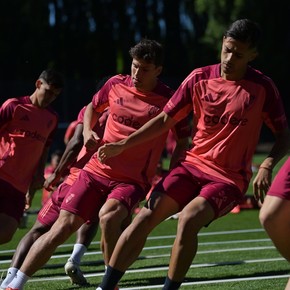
[155,65,163,76]
[35,79,42,89]
[249,51,258,62]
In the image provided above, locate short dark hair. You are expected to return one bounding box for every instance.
[39,69,64,89]
[129,39,164,66]
[224,19,261,50]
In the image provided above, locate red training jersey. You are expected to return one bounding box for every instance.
[84,74,189,189]
[164,64,288,193]
[0,96,58,193]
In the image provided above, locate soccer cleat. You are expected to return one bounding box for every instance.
[64,258,88,285]
[5,288,19,290]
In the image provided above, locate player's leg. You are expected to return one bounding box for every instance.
[259,158,290,263]
[0,180,26,245]
[0,220,49,289]
[164,172,243,289]
[260,195,290,261]
[167,197,214,282]
[99,181,144,266]
[99,199,128,265]
[0,214,18,245]
[64,221,99,285]
[97,191,179,290]
[6,210,84,290]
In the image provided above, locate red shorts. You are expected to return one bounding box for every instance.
[61,170,146,222]
[154,163,244,218]
[267,157,290,200]
[37,182,71,227]
[0,178,25,223]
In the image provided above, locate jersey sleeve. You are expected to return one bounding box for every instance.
[0,98,19,128]
[262,77,288,132]
[163,71,196,122]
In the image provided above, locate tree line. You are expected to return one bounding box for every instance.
[0,0,289,125]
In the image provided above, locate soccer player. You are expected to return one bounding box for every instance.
[95,19,290,290]
[259,157,290,290]
[0,105,109,289]
[0,69,63,245]
[5,39,190,290]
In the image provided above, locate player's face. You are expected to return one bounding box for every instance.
[131,58,162,92]
[36,79,62,108]
[220,36,257,81]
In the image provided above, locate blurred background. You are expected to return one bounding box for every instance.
[0,0,289,152]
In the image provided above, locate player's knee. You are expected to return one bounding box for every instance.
[259,209,275,229]
[0,233,13,244]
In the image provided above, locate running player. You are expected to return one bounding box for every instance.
[95,19,290,290]
[0,105,108,289]
[5,39,190,290]
[0,69,63,245]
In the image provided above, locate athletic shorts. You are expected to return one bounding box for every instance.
[267,157,290,200]
[153,162,244,219]
[0,178,25,223]
[61,169,146,222]
[37,182,71,227]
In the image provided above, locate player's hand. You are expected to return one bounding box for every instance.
[97,143,124,163]
[43,172,60,191]
[25,187,38,210]
[83,130,101,151]
[252,167,272,204]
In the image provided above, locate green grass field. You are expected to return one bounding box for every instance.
[1,154,289,289]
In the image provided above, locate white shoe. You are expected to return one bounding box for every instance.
[64,258,88,285]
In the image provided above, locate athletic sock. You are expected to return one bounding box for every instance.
[97,265,124,290]
[0,267,18,288]
[69,243,87,264]
[7,270,29,290]
[162,276,182,290]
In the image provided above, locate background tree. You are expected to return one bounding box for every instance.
[0,0,289,148]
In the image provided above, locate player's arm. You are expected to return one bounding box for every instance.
[98,111,176,163]
[169,137,189,169]
[83,102,101,150]
[26,146,50,209]
[43,123,84,190]
[253,127,290,202]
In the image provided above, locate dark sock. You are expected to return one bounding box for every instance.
[98,265,124,290]
[162,276,182,290]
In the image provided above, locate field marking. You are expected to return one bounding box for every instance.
[0,240,274,265]
[1,226,286,288]
[0,228,266,255]
[118,274,290,289]
[1,228,264,254]
[24,256,286,284]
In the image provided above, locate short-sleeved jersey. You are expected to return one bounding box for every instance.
[84,74,189,189]
[0,96,58,192]
[65,106,109,186]
[164,64,288,193]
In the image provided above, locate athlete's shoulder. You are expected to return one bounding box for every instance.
[1,95,30,107]
[108,74,132,86]
[182,64,220,86]
[246,66,274,84]
[245,66,279,94]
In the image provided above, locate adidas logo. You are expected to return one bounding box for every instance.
[20,115,29,121]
